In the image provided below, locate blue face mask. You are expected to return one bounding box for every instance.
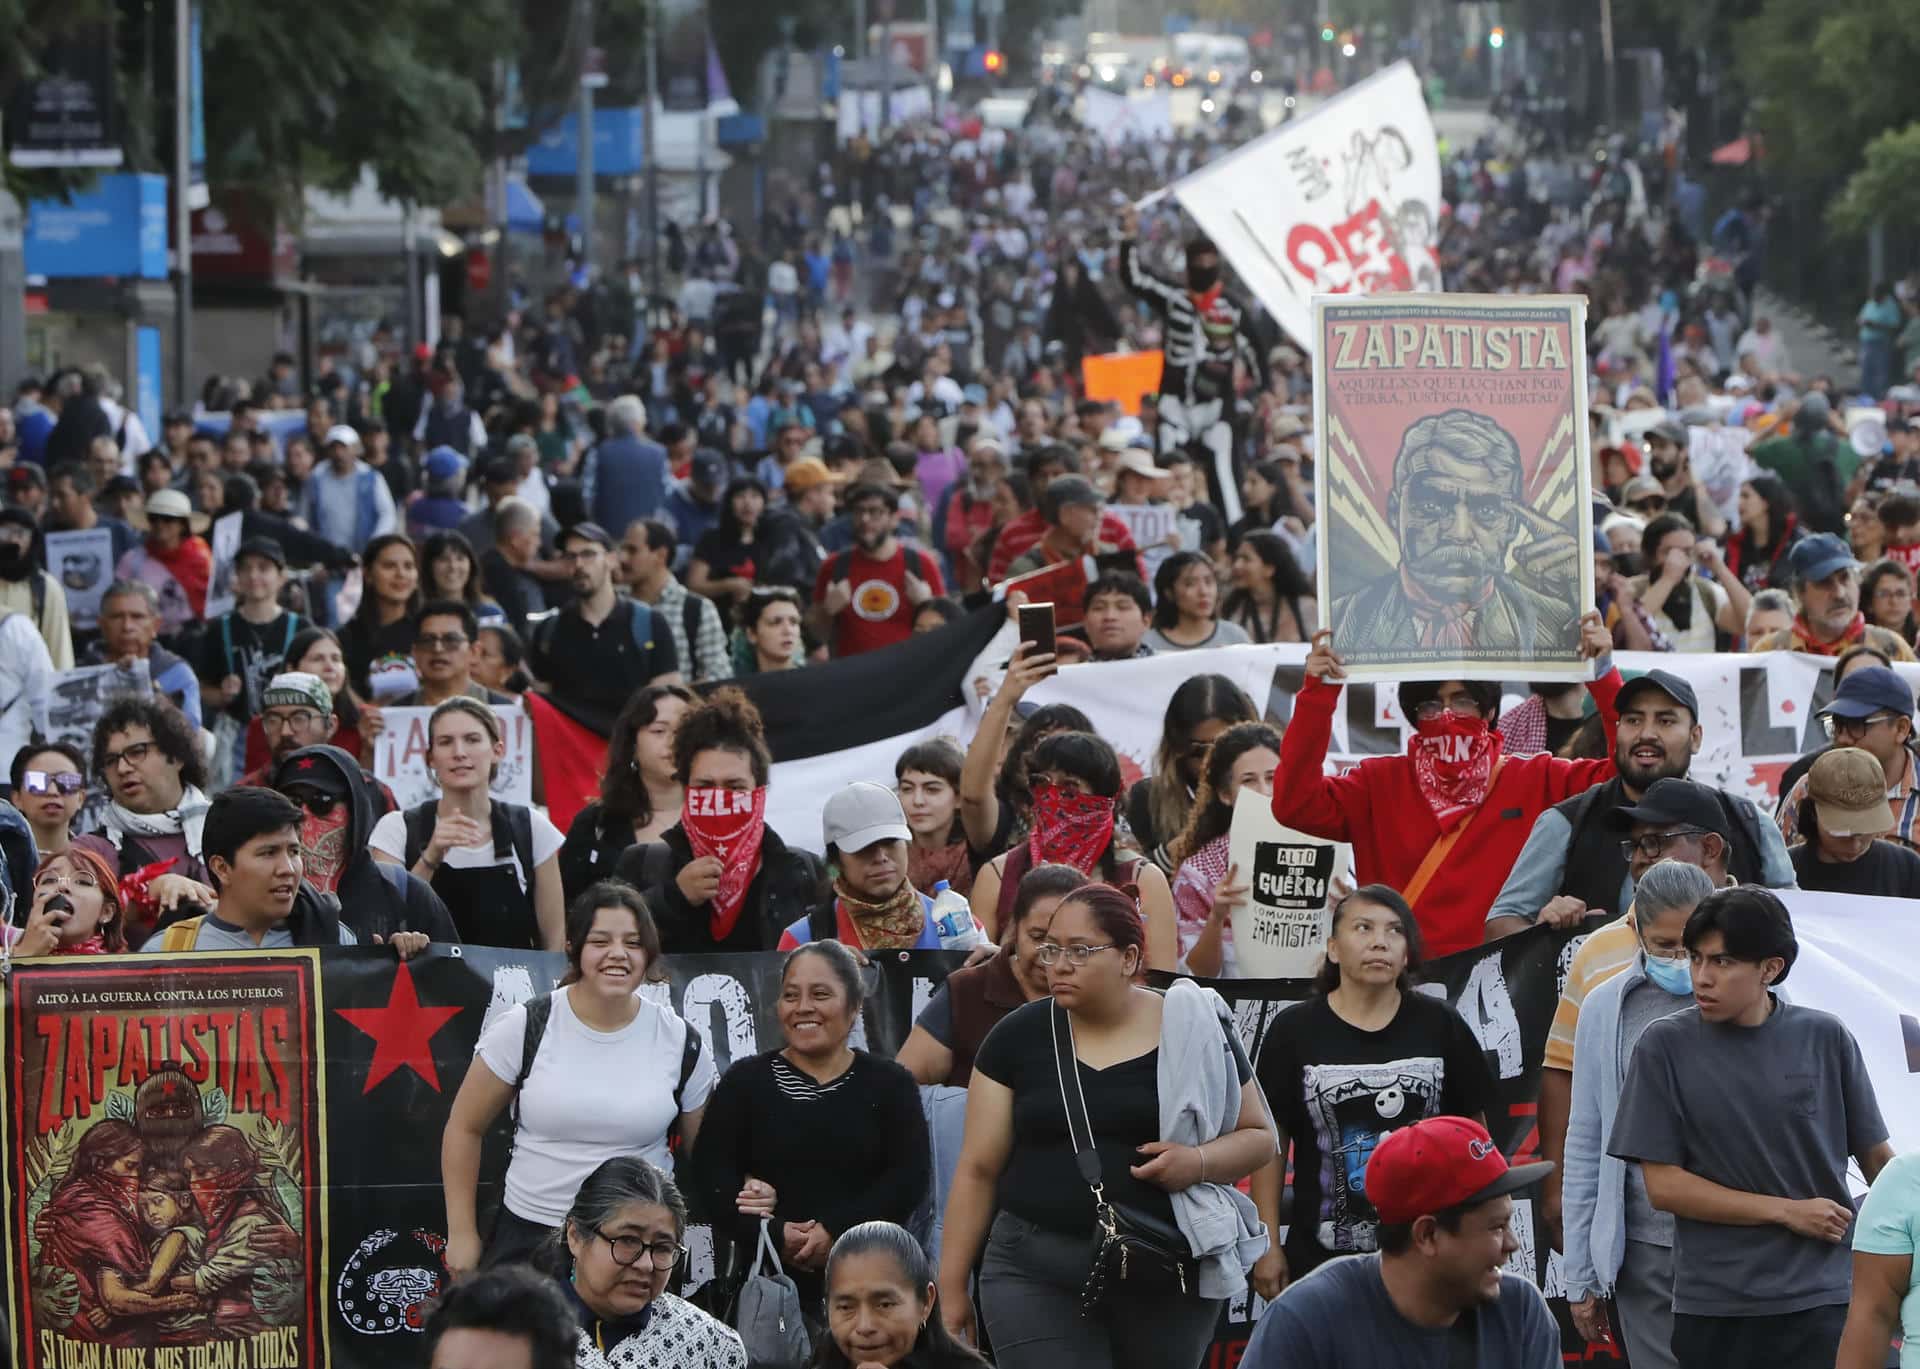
[1642,949,1693,996]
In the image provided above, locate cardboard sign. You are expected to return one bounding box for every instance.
[1226,786,1350,977]
[370,703,532,811]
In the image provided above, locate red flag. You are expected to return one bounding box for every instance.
[523,691,606,834]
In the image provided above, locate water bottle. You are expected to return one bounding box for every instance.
[930,880,986,950]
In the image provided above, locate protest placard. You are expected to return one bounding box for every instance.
[43,527,114,629]
[1081,350,1164,416]
[370,702,533,811]
[204,511,244,618]
[1314,294,1593,678]
[1225,786,1349,977]
[1168,62,1442,353]
[1107,502,1182,578]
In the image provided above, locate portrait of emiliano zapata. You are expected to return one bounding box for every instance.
[1329,407,1581,657]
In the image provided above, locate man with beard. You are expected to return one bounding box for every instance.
[238,672,343,789]
[812,482,945,657]
[1329,409,1583,659]
[527,524,680,734]
[0,504,74,669]
[1748,532,1917,660]
[1271,619,1620,958]
[133,1065,205,1168]
[939,436,1008,592]
[1485,670,1792,940]
[273,743,454,942]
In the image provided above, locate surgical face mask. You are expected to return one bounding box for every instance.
[1642,947,1694,996]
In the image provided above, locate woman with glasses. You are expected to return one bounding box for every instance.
[938,884,1277,1368]
[1861,558,1919,647]
[536,1156,745,1368]
[695,941,929,1318]
[9,742,89,857]
[442,883,716,1277]
[1124,675,1258,874]
[1248,885,1493,1299]
[9,847,128,956]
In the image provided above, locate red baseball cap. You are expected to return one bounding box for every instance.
[1364,1116,1555,1225]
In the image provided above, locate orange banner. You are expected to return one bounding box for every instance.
[1081,350,1164,415]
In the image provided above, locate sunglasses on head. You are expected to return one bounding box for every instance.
[22,770,85,796]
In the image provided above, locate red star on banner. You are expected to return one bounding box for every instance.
[336,960,462,1093]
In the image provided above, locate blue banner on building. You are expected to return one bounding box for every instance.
[524,107,646,178]
[23,175,169,280]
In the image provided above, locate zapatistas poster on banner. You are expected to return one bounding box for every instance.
[4,953,328,1369]
[1314,294,1594,679]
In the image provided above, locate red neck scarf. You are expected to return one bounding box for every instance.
[682,786,768,941]
[1027,784,1116,874]
[1400,565,1496,649]
[1795,611,1866,656]
[145,536,213,617]
[1408,714,1503,831]
[1189,282,1224,314]
[300,806,352,895]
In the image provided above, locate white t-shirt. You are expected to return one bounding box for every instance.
[476,987,717,1225]
[369,806,565,893]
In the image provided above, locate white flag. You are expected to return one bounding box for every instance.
[1168,61,1443,352]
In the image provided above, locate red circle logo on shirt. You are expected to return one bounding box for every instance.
[852,578,902,622]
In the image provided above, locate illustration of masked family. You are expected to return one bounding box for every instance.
[26,1066,306,1346]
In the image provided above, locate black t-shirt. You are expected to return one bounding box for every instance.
[1788,838,1920,897]
[200,610,306,722]
[1255,993,1495,1275]
[973,996,1252,1237]
[528,599,678,728]
[692,529,758,615]
[1543,712,1586,756]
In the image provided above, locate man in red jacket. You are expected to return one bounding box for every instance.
[1273,614,1621,956]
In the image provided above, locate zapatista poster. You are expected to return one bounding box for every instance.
[1314,294,1593,678]
[4,953,328,1369]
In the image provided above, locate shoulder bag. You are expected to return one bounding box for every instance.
[1050,1000,1199,1314]
[732,1216,810,1368]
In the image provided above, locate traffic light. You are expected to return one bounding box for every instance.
[983,49,1005,74]
[1488,26,1505,48]
[1320,25,1335,41]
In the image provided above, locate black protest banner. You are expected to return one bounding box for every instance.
[1178,921,1610,1369]
[3,928,1601,1369]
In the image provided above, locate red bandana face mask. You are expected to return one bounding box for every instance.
[1408,713,1502,830]
[682,786,769,941]
[1027,783,1117,873]
[300,806,352,895]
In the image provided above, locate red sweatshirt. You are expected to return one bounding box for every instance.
[1272,669,1623,956]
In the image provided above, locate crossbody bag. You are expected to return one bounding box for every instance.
[1050,999,1199,1312]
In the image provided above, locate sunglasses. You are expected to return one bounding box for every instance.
[22,770,85,796]
[284,788,343,817]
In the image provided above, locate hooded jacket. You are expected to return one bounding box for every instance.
[272,745,457,943]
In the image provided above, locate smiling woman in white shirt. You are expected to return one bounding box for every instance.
[440,880,716,1274]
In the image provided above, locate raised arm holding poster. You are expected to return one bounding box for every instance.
[1314,294,1593,678]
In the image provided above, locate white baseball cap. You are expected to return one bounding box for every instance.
[324,424,362,448]
[823,782,912,854]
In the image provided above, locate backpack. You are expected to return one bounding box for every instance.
[510,991,704,1144]
[825,546,933,597]
[401,800,535,893]
[532,599,660,672]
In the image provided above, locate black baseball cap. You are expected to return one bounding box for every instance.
[560,521,614,550]
[1615,669,1699,721]
[1611,778,1733,839]
[236,535,287,568]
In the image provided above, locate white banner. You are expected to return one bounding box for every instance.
[1168,61,1442,352]
[1080,87,1172,147]
[764,644,1903,853]
[1766,890,1920,1161]
[370,703,533,812]
[203,512,243,620]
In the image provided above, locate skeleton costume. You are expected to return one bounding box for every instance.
[1119,235,1268,522]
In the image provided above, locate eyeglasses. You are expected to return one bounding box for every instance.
[33,868,99,891]
[1413,699,1481,722]
[21,770,85,796]
[1034,941,1118,967]
[1618,828,1711,859]
[1824,712,1901,741]
[415,632,470,651]
[1627,497,1667,514]
[557,547,604,563]
[262,709,323,733]
[592,1227,686,1269]
[101,741,158,771]
[284,788,342,817]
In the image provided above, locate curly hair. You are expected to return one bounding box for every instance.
[92,694,207,792]
[670,688,772,787]
[1166,722,1281,867]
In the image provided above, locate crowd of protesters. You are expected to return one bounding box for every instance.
[0,75,1916,1369]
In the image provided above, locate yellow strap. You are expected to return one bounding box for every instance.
[1402,757,1507,908]
[158,918,202,951]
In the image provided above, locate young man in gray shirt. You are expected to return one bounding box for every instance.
[1608,885,1893,1368]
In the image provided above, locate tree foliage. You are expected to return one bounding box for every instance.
[1829,123,1920,236]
